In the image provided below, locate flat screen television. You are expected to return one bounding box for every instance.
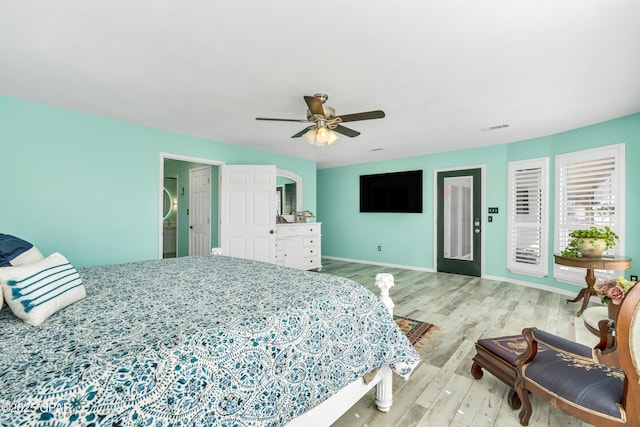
[360,170,423,213]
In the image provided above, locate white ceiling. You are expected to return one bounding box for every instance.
[1,1,639,168]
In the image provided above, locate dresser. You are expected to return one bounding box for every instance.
[275,223,322,270]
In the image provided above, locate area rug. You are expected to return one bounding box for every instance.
[394,315,434,347]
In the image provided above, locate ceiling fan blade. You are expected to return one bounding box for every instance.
[256,117,308,122]
[335,110,385,123]
[333,124,361,138]
[291,127,314,138]
[304,95,325,117]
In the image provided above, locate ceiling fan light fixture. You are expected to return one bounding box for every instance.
[316,126,330,143]
[303,127,339,147]
[257,93,384,146]
[303,128,318,143]
[327,130,339,145]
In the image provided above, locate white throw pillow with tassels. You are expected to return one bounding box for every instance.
[0,252,86,326]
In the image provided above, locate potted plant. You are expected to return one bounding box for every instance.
[560,226,619,258]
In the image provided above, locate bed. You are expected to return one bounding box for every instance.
[0,254,420,426]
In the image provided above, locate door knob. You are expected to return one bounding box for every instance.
[269,229,275,234]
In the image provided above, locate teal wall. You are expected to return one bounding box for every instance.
[0,96,317,267]
[318,113,640,293]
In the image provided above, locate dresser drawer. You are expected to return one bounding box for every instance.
[276,226,301,237]
[303,237,319,247]
[303,247,318,257]
[302,224,321,236]
[276,224,321,237]
[302,256,320,268]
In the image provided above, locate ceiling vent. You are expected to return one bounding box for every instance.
[481,124,510,131]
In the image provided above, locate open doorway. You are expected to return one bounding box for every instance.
[159,153,224,259]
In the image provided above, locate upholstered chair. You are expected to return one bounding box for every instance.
[514,283,640,426]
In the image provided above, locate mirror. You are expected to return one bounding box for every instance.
[276,169,302,222]
[162,188,172,219]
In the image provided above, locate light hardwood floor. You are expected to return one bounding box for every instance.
[319,258,599,427]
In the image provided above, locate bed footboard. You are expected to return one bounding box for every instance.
[287,273,398,425]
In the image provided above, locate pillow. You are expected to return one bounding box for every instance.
[0,233,45,267]
[0,252,86,326]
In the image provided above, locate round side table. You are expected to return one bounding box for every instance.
[554,254,631,316]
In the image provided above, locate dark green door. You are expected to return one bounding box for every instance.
[437,168,482,276]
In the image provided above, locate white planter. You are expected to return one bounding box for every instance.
[577,238,607,258]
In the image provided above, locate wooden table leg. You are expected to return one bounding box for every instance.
[566,268,596,317]
[566,287,586,303]
[579,268,598,316]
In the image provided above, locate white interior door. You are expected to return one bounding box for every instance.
[219,165,276,262]
[189,166,211,256]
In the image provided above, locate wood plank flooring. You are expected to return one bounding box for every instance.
[319,259,598,427]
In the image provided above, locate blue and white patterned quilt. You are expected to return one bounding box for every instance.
[0,256,420,426]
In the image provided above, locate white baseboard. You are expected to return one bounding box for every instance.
[482,274,577,298]
[321,256,435,273]
[322,256,598,301]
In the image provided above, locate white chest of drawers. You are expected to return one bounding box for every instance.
[275,223,322,271]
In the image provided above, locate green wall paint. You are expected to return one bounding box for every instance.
[318,113,640,293]
[2,94,637,295]
[0,96,316,267]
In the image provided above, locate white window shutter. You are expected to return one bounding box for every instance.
[507,158,549,277]
[554,144,625,284]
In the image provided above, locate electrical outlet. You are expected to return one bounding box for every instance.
[377,246,381,251]
[631,275,638,282]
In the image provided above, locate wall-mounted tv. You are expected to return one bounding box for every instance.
[360,169,423,213]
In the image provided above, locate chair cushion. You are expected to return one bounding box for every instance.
[531,329,594,360]
[523,348,624,419]
[477,334,548,366]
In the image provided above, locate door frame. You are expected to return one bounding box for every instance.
[432,164,486,277]
[158,152,225,260]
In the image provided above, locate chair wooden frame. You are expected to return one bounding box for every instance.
[514,284,640,426]
[471,341,522,409]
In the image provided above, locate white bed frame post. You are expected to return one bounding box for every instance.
[286,273,398,426]
[374,273,395,412]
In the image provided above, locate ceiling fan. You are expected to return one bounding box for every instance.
[256,93,385,146]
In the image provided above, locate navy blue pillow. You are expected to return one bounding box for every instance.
[0,234,44,267]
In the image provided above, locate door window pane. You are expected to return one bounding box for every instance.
[444,176,473,260]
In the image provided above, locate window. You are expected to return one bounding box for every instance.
[554,144,626,284]
[507,158,549,277]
